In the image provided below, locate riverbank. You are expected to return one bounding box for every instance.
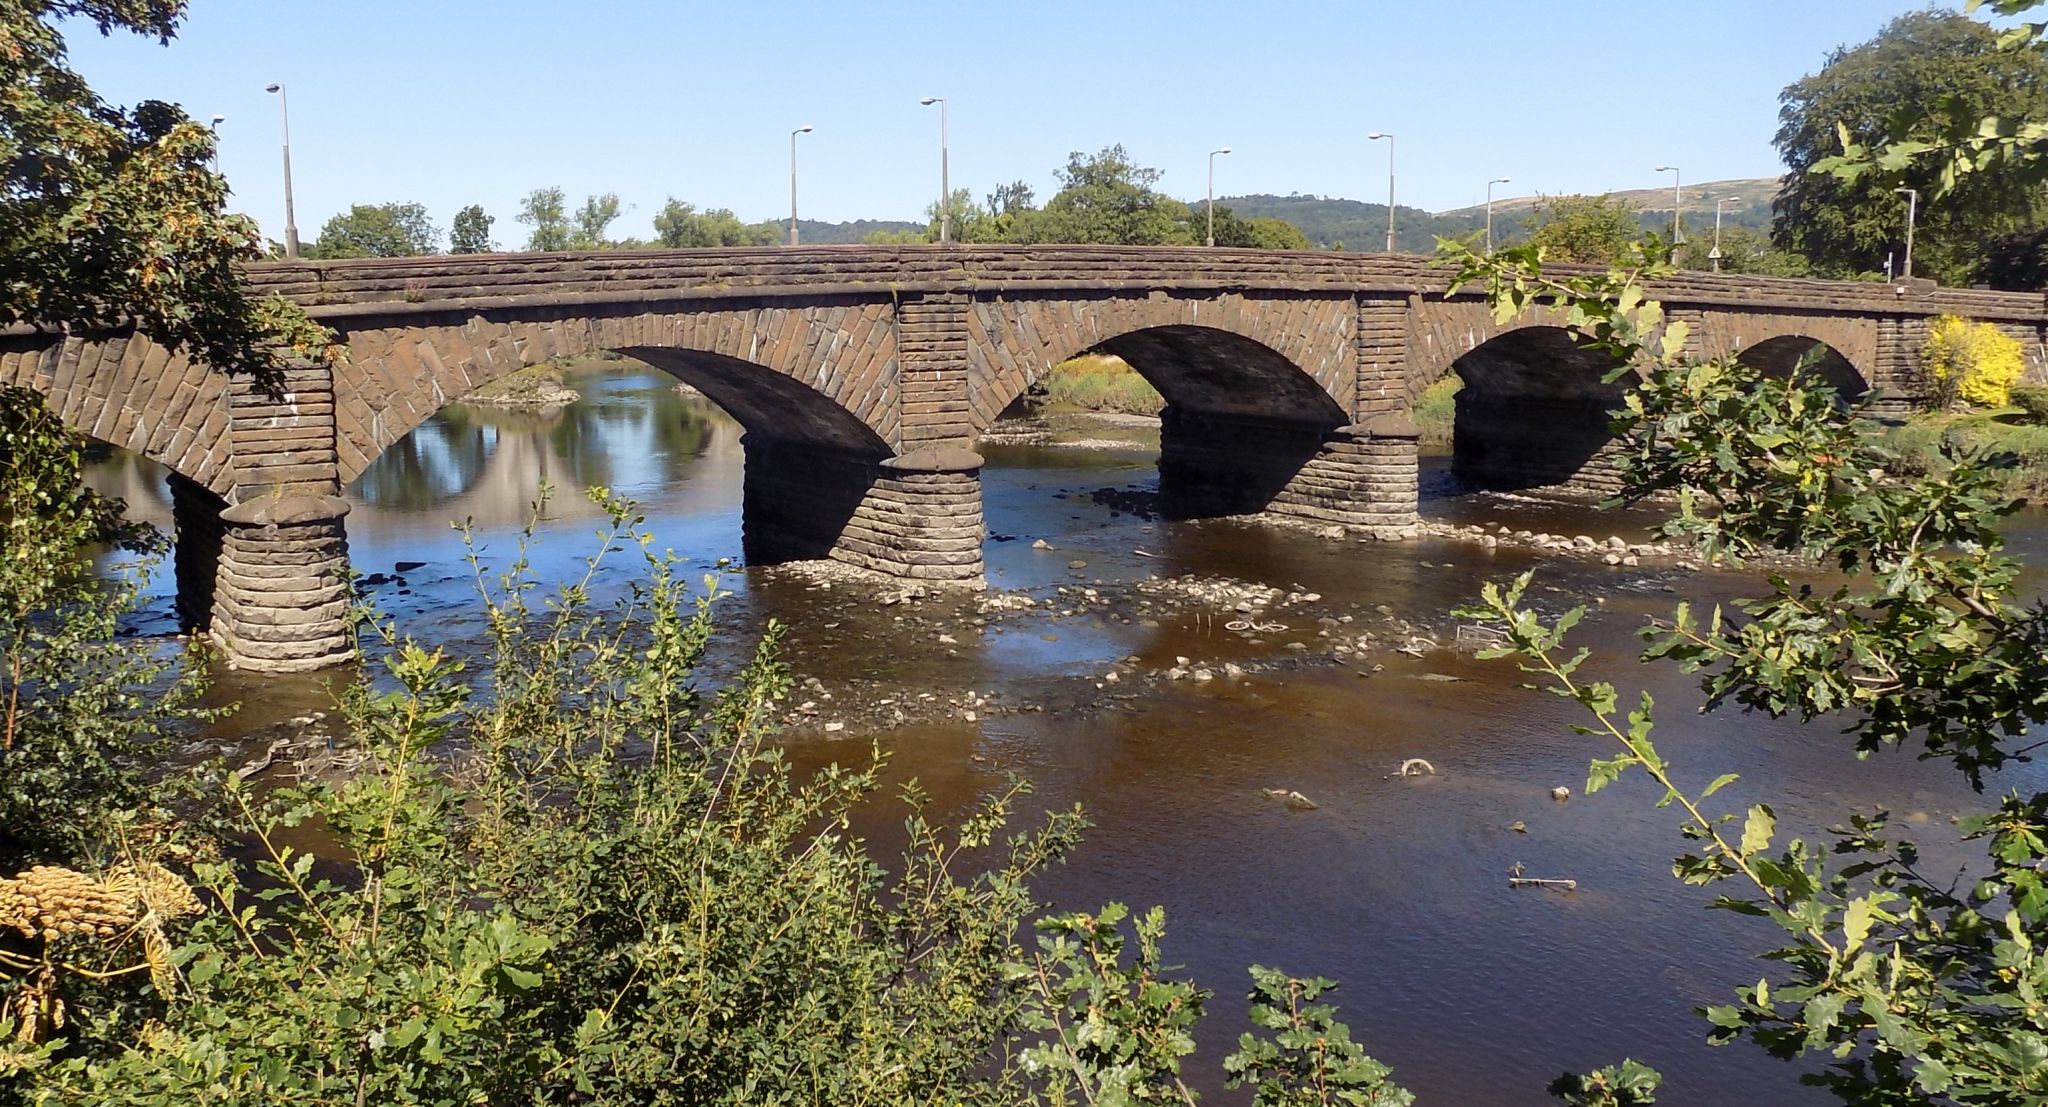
[1877,406,2048,497]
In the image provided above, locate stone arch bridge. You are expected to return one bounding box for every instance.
[5,245,2041,670]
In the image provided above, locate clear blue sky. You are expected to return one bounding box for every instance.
[68,0,1967,246]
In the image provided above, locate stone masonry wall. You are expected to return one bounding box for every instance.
[1159,410,1418,536]
[1453,393,1625,497]
[742,439,985,583]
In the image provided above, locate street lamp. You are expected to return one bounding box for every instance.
[209,113,224,175]
[1711,195,1739,272]
[788,124,813,247]
[1895,187,1919,280]
[1206,146,1231,247]
[1654,164,1683,244]
[263,83,298,260]
[1484,177,1511,254]
[919,97,949,245]
[1367,132,1395,252]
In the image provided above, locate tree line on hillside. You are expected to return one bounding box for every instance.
[298,9,2048,289]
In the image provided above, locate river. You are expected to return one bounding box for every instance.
[86,361,2048,1106]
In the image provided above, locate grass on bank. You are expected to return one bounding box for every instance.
[1877,405,2048,498]
[1412,375,1459,448]
[1035,354,1164,415]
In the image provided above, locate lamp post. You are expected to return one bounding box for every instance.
[1711,196,1738,272]
[919,97,949,244]
[263,83,298,260]
[209,113,224,176]
[1367,132,1395,252]
[788,124,812,247]
[1484,177,1510,254]
[1654,164,1683,244]
[1206,146,1231,247]
[1895,187,1919,279]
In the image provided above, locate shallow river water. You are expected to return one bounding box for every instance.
[88,364,2048,1106]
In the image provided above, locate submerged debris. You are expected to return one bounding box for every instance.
[1507,861,1578,891]
[1261,788,1320,811]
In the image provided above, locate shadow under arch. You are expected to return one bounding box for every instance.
[1735,336,1870,403]
[1448,325,1633,493]
[1072,325,1352,519]
[620,346,895,566]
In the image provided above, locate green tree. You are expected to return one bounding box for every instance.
[307,201,440,259]
[1775,9,2048,285]
[569,192,623,250]
[987,179,1035,217]
[450,204,495,253]
[1018,145,1192,245]
[923,187,995,243]
[1675,224,1812,276]
[0,0,327,375]
[1523,194,1641,264]
[1200,204,1314,250]
[652,198,778,247]
[517,186,570,251]
[0,389,205,874]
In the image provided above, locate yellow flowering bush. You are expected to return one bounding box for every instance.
[1923,314,2027,408]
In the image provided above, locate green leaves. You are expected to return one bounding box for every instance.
[1451,216,2048,1107]
[1223,968,1413,1107]
[1546,1059,1662,1106]
[1739,805,1777,858]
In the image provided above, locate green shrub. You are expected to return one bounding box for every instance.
[4,445,1413,1105]
[2012,382,2048,423]
[1412,376,1461,447]
[1038,354,1165,415]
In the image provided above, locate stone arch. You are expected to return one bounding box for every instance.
[1686,310,1878,389]
[0,331,235,497]
[1735,335,1869,401]
[965,291,1357,432]
[1439,324,1635,494]
[1406,296,1578,404]
[330,297,899,484]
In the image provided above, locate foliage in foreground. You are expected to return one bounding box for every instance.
[1,0,329,377]
[1447,236,2048,1105]
[0,387,205,875]
[0,434,1419,1105]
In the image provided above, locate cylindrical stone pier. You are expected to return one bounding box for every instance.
[209,495,354,672]
[1157,408,1419,537]
[742,438,985,585]
[838,447,985,583]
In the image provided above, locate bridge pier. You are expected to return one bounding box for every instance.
[1157,409,1419,536]
[1451,393,1625,497]
[743,438,984,584]
[208,496,355,672]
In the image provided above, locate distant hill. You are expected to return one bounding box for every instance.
[781,176,1784,251]
[1214,177,1781,252]
[1206,193,1444,253]
[790,218,923,244]
[1434,177,1781,218]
